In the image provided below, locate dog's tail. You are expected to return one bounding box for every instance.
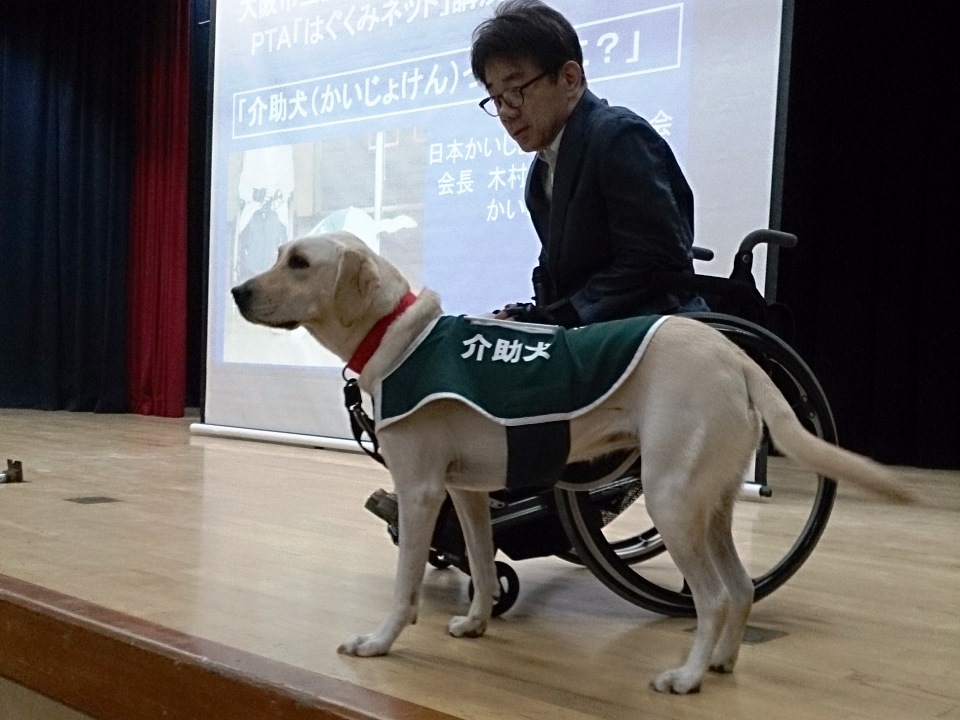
[742,359,915,504]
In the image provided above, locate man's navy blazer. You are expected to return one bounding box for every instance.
[524,89,698,324]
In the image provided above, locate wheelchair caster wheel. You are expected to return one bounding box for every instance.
[468,560,520,617]
[429,549,453,569]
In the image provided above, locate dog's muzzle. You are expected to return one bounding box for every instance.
[231,282,299,329]
[231,282,254,313]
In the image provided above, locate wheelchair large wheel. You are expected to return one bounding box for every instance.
[553,470,667,566]
[555,313,838,617]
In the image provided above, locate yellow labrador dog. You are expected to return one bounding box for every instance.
[232,231,911,695]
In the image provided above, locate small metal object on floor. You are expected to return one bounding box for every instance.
[0,459,24,484]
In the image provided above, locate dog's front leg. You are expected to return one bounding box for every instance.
[338,474,446,657]
[446,488,496,638]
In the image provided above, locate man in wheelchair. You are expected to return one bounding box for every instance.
[474,0,710,327]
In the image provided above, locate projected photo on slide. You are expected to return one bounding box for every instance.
[204,0,789,439]
[223,131,426,367]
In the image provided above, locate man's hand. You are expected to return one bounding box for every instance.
[502,303,555,324]
[492,303,524,320]
[495,301,580,328]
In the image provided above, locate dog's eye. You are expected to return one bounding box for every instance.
[288,254,309,270]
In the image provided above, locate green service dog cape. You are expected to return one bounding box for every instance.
[371,314,666,489]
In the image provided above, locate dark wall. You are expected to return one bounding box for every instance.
[777,2,958,467]
[0,3,139,412]
[187,0,211,409]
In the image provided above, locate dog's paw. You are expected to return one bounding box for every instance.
[337,633,391,657]
[448,615,487,639]
[651,668,702,695]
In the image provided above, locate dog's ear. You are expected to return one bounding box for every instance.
[333,247,381,326]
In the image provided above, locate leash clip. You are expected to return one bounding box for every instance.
[343,377,363,409]
[342,377,387,467]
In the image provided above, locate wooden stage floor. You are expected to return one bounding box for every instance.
[1,409,958,720]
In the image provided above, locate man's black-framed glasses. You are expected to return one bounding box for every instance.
[478,71,549,117]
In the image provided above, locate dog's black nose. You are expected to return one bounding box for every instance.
[231,283,253,310]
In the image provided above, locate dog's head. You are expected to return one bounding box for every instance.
[231,232,408,357]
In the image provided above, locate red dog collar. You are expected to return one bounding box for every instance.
[346,291,418,374]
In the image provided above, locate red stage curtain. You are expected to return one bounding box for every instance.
[126,1,191,417]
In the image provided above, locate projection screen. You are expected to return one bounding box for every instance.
[195,0,791,448]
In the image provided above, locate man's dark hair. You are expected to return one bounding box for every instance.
[470,0,584,85]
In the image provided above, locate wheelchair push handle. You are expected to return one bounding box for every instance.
[692,230,796,267]
[732,229,798,278]
[739,229,798,255]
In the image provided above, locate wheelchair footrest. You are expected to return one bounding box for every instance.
[365,488,399,526]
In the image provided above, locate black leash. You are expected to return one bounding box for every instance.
[342,372,387,467]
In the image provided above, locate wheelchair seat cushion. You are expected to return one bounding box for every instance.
[372,314,666,488]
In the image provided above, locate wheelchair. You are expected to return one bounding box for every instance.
[362,229,838,618]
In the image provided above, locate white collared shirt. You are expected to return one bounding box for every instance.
[536,127,565,202]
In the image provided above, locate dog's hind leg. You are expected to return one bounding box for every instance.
[339,469,447,657]
[446,488,496,638]
[645,479,730,695]
[707,489,754,674]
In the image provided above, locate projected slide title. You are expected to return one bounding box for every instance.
[243,0,501,54]
[232,4,684,139]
